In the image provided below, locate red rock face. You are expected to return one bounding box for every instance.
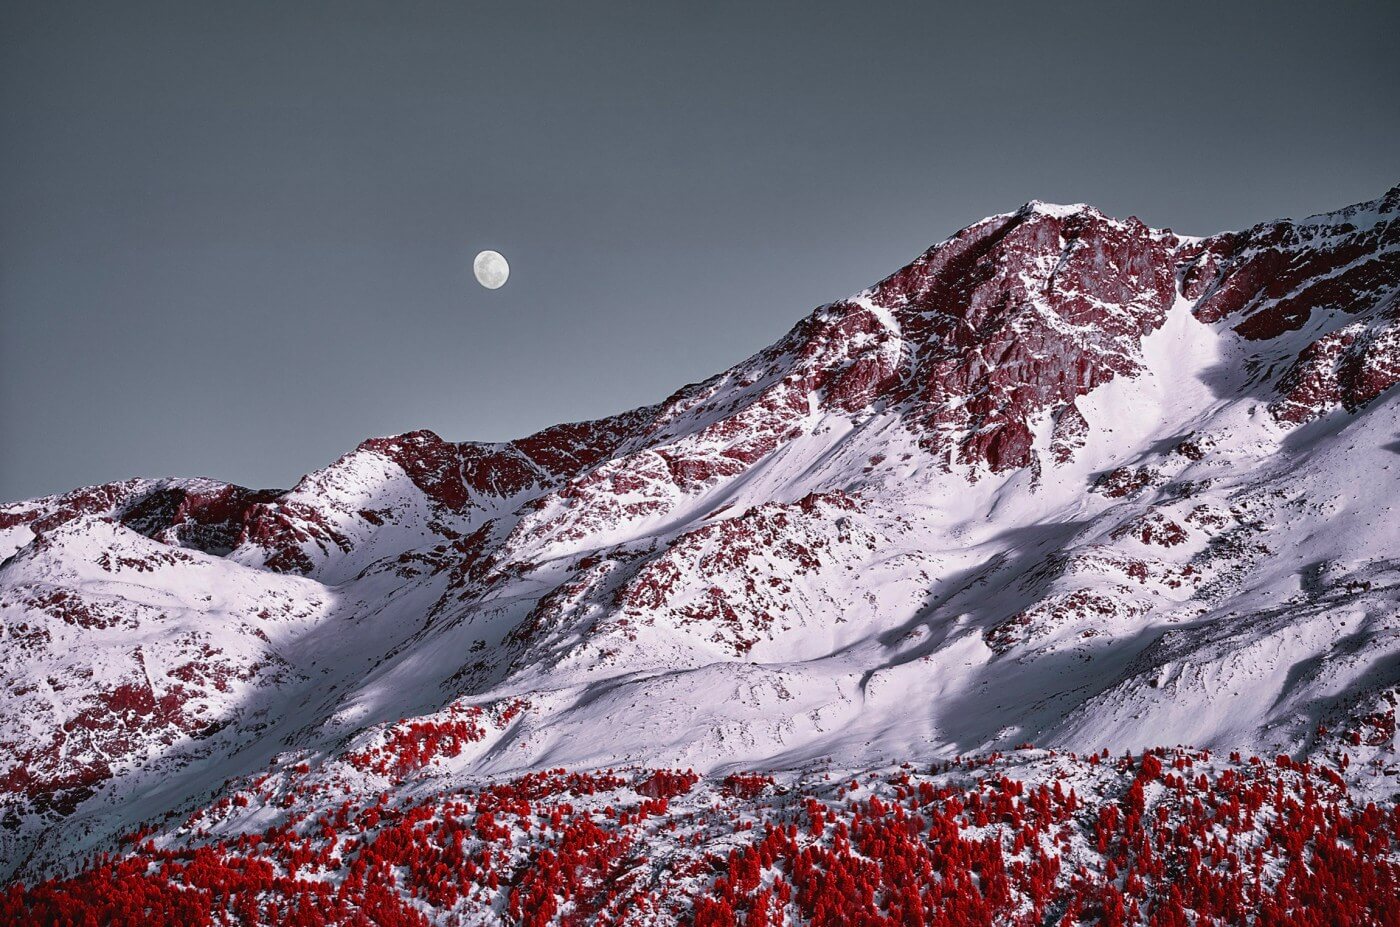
[239,498,355,574]
[986,589,1142,653]
[1269,310,1400,424]
[510,413,652,480]
[356,431,487,510]
[0,480,149,534]
[600,491,868,656]
[356,429,563,510]
[1182,186,1400,424]
[1050,401,1089,464]
[120,484,284,554]
[0,657,252,816]
[1114,510,1190,548]
[1189,196,1400,341]
[858,206,1181,471]
[400,204,1204,563]
[0,479,288,562]
[1092,466,1163,499]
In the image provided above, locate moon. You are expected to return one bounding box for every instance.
[473,250,510,289]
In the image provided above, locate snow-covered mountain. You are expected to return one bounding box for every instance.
[2,188,1397,925]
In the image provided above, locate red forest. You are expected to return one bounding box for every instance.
[4,747,1398,927]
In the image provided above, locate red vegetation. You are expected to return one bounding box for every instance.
[721,773,775,800]
[5,749,1397,926]
[635,769,700,800]
[344,700,526,781]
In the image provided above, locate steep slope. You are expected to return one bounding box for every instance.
[1,187,1397,923]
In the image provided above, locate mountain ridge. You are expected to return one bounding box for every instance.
[1,188,1397,917]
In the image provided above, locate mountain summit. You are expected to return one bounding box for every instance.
[2,188,1397,924]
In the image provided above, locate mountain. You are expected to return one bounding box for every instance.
[2,187,1397,925]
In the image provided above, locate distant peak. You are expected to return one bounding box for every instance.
[1016,199,1098,220]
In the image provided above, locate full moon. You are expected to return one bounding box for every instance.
[473,250,510,289]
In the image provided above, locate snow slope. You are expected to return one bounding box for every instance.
[1,186,1397,893]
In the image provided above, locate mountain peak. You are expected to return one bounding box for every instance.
[1015,198,1100,220]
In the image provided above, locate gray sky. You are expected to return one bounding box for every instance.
[2,1,1397,502]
